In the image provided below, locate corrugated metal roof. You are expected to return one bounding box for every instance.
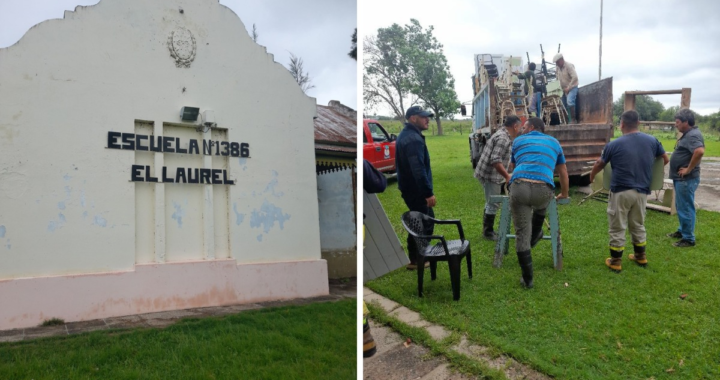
[315,143,356,154]
[314,104,356,146]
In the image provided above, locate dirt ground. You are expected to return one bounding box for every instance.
[657,157,720,213]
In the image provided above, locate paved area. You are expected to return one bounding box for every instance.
[0,278,357,343]
[363,287,551,380]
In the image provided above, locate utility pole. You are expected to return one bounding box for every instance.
[599,0,603,81]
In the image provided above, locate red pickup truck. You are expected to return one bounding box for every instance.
[363,119,396,174]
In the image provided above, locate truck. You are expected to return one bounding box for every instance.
[363,118,397,174]
[468,53,614,181]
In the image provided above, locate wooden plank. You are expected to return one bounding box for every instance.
[680,88,692,108]
[624,93,636,111]
[625,90,683,95]
[363,191,408,282]
[646,203,671,213]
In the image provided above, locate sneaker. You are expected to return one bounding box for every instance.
[628,254,648,267]
[406,262,430,270]
[666,231,682,239]
[605,257,622,273]
[673,239,695,248]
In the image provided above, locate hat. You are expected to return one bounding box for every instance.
[405,106,434,119]
[553,53,563,63]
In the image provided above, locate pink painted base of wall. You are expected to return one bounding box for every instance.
[0,259,329,330]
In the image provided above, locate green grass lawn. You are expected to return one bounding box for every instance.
[614,129,720,157]
[0,299,356,380]
[370,134,720,379]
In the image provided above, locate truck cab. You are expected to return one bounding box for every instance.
[363,119,396,173]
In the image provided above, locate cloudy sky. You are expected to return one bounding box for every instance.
[0,0,357,109]
[360,0,720,116]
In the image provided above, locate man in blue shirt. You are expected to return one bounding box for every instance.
[396,106,435,270]
[667,108,705,247]
[509,117,569,288]
[590,110,669,272]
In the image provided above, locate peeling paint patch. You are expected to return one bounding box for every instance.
[58,201,66,210]
[5,240,10,250]
[257,234,263,242]
[58,213,66,223]
[172,201,186,228]
[93,215,107,227]
[0,225,5,238]
[250,200,290,233]
[238,157,247,167]
[63,174,71,181]
[232,203,245,225]
[48,221,59,232]
[82,211,88,219]
[263,170,284,198]
[80,190,86,207]
[64,186,72,198]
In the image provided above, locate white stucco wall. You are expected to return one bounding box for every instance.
[0,0,322,279]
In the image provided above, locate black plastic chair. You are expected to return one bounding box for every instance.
[401,211,472,301]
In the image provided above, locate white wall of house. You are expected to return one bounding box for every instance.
[0,0,327,329]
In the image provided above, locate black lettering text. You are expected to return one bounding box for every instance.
[211,169,222,184]
[121,133,135,150]
[162,166,174,183]
[108,131,122,149]
[188,168,199,183]
[145,165,158,182]
[240,143,250,157]
[136,134,148,151]
[176,168,187,183]
[203,140,212,155]
[176,137,187,154]
[150,136,162,152]
[220,141,229,156]
[131,165,143,182]
[230,142,240,157]
[189,139,199,155]
[163,136,174,153]
[223,170,235,185]
[200,168,212,184]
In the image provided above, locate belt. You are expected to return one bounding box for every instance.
[516,178,545,184]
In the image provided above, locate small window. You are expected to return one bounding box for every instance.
[368,123,389,142]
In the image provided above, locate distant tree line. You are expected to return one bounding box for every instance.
[612,94,720,132]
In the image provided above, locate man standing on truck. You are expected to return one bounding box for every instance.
[589,110,669,272]
[553,53,579,123]
[509,117,569,288]
[396,106,436,270]
[515,63,542,117]
[667,108,705,248]
[474,115,521,240]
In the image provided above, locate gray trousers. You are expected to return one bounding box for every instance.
[509,181,554,252]
[607,190,647,249]
[482,180,503,215]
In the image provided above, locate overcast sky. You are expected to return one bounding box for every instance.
[0,0,357,110]
[360,0,720,117]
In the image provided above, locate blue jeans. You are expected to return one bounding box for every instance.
[673,177,700,242]
[561,86,578,108]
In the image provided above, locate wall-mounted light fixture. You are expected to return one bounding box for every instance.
[180,106,200,122]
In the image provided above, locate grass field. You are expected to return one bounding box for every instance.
[369,134,720,379]
[0,299,356,380]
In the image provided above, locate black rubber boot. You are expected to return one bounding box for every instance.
[483,212,497,241]
[530,212,545,248]
[568,106,576,123]
[517,250,534,289]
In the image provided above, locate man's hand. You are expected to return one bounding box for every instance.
[504,174,511,184]
[563,87,569,95]
[678,167,690,177]
[426,195,437,208]
[589,173,595,183]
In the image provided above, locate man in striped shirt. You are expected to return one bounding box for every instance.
[509,117,569,288]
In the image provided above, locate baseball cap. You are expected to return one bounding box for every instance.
[405,106,434,119]
[553,53,563,63]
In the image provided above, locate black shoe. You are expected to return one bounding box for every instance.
[530,213,545,248]
[483,212,497,241]
[673,239,695,248]
[666,231,683,239]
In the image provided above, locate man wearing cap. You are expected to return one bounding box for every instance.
[553,53,579,123]
[396,106,436,270]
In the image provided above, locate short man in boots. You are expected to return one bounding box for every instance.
[396,106,436,270]
[553,53,578,123]
[590,110,668,272]
[509,117,569,288]
[474,115,521,240]
[667,108,704,247]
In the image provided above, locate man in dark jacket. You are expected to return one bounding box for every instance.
[396,106,435,270]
